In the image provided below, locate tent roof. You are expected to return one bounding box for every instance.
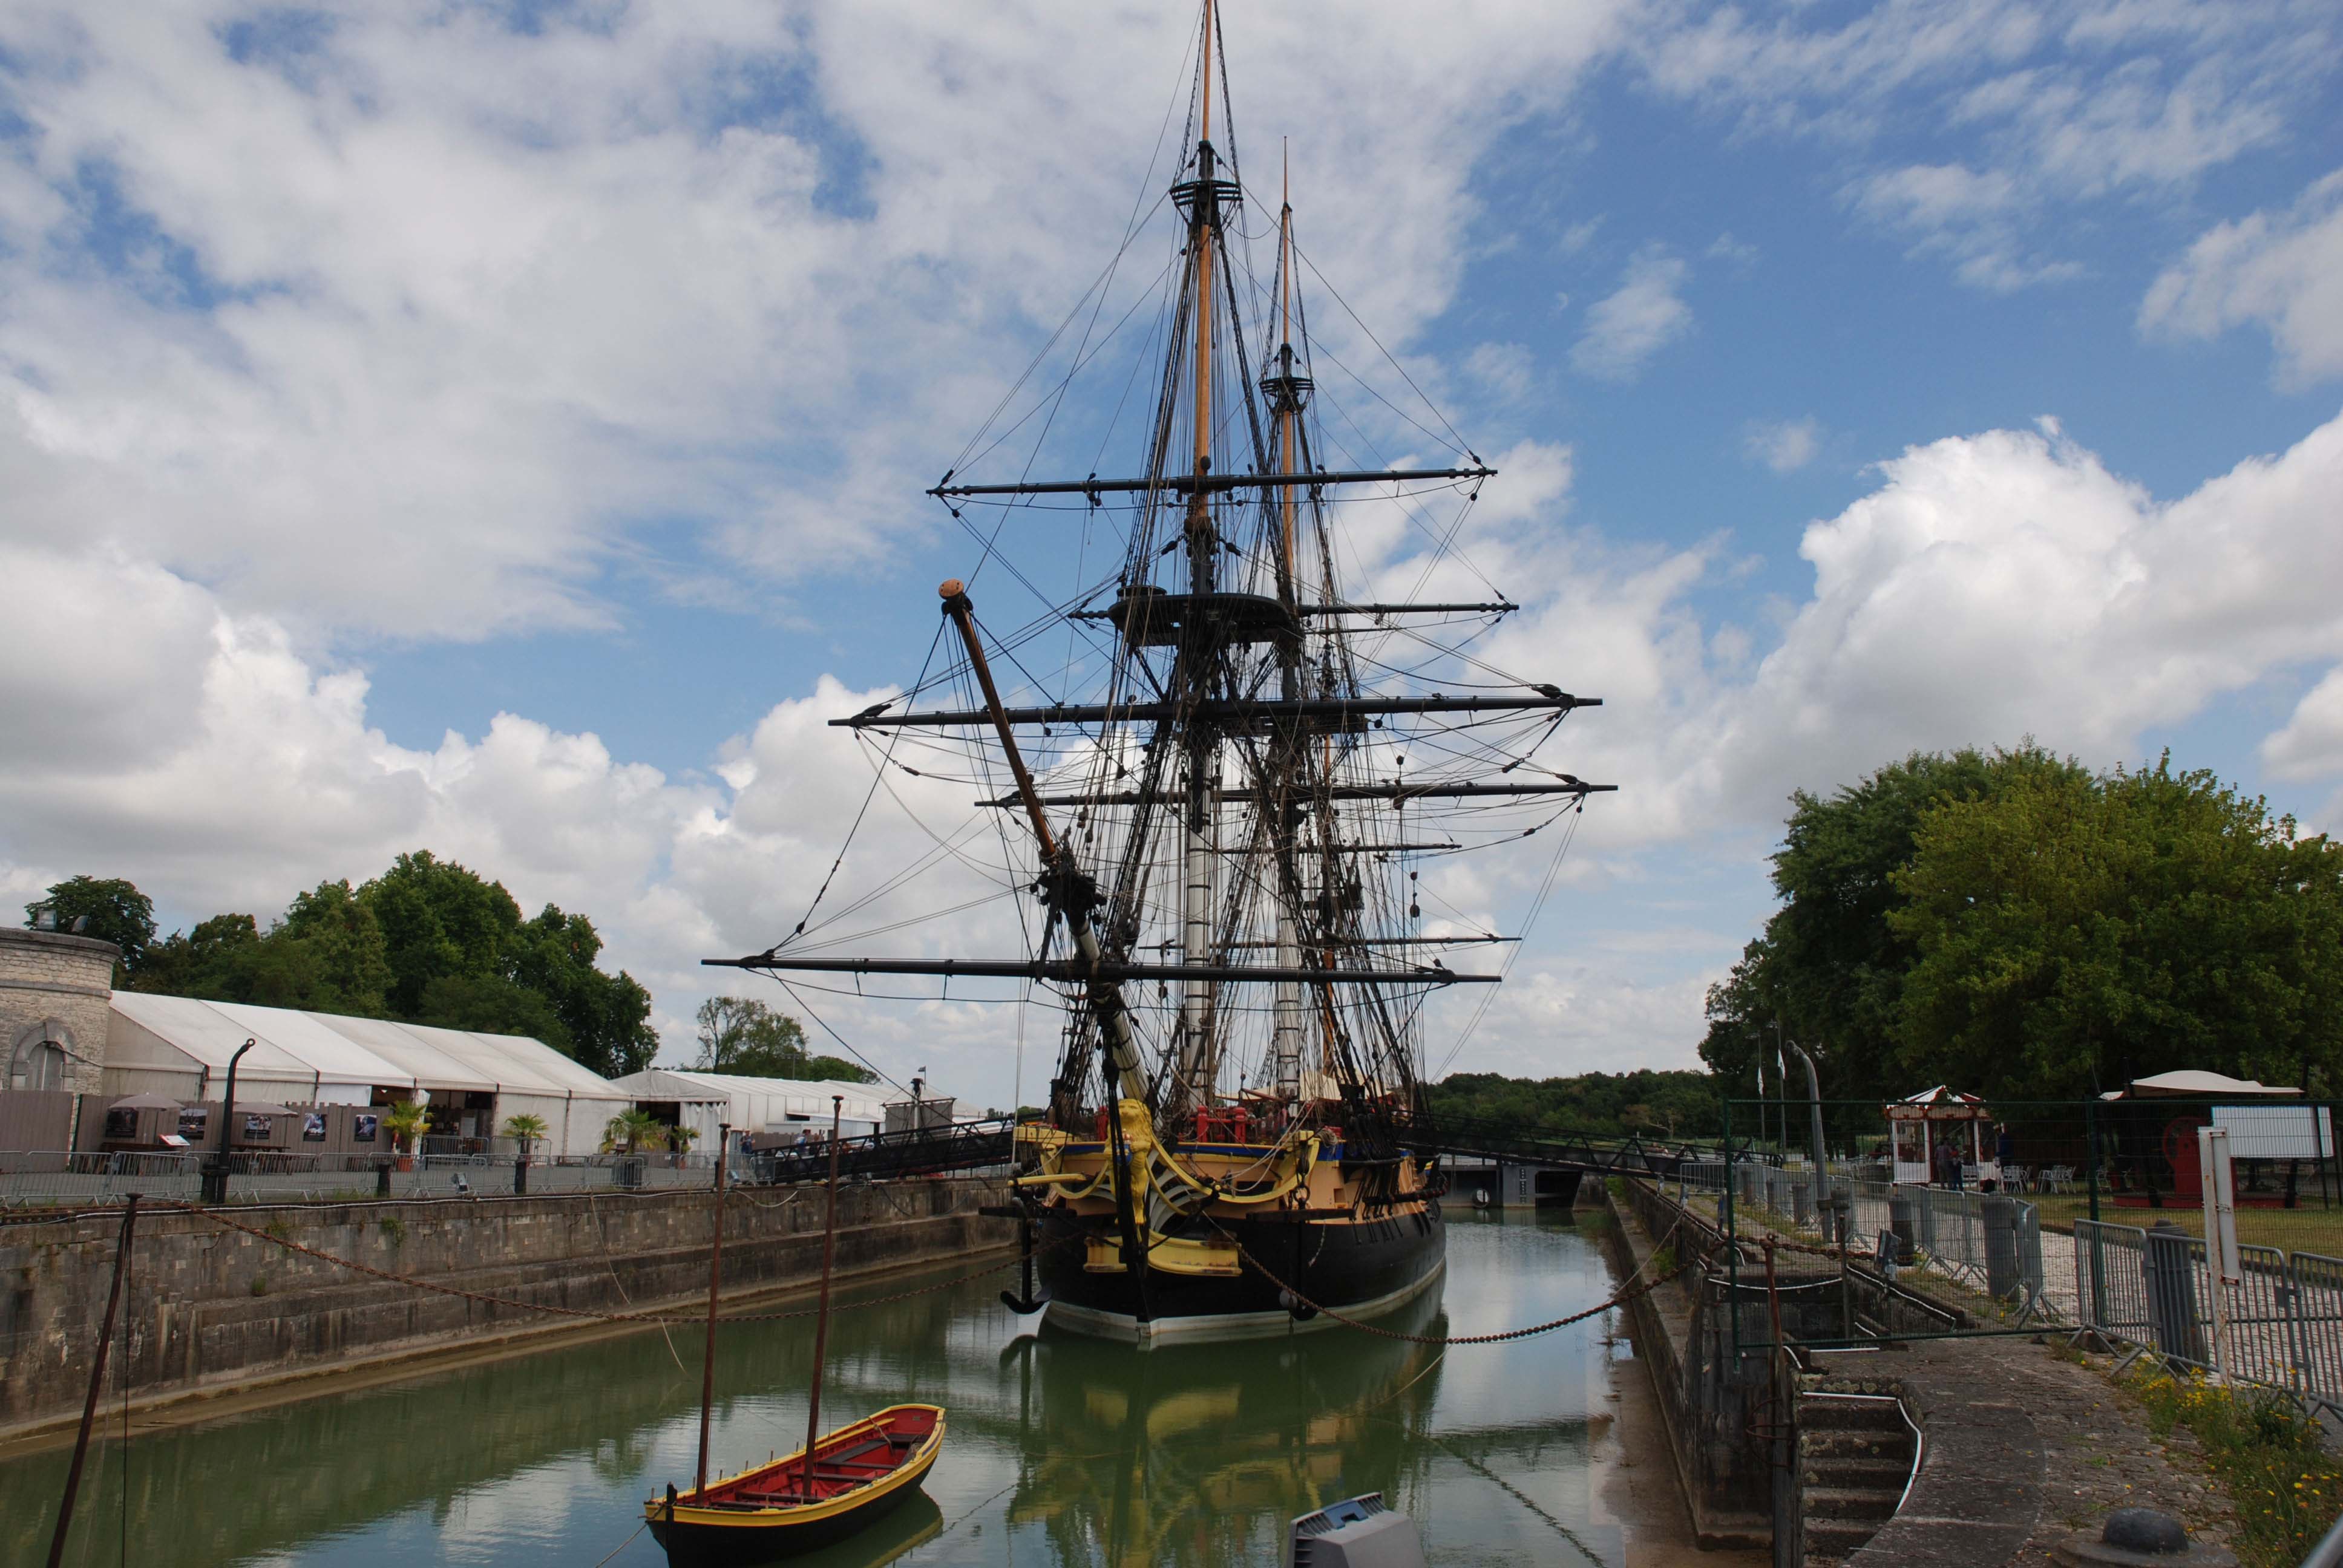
[608,1068,891,1119]
[110,993,629,1102]
[109,1092,183,1109]
[2109,1070,2304,1100]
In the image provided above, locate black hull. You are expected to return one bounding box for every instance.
[1037,1200,1444,1344]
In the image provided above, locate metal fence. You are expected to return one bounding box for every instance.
[0,1149,730,1209]
[1721,1156,2049,1314]
[2070,1218,2343,1414]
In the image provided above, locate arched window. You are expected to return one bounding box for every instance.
[8,1023,71,1091]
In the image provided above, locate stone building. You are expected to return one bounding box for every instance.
[1,926,117,1096]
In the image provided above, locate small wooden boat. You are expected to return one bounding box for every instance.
[646,1405,946,1565]
[647,1096,945,1564]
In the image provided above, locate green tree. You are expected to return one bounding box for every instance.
[507,904,657,1077]
[28,875,157,979]
[383,1099,429,1155]
[131,913,264,999]
[603,1106,665,1153]
[500,1112,548,1156]
[1426,1069,1724,1140]
[275,879,393,1015]
[692,996,875,1083]
[1699,745,2089,1106]
[358,851,526,1017]
[415,973,574,1051]
[1891,756,2343,1097]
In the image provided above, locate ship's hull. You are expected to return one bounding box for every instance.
[1035,1198,1444,1346]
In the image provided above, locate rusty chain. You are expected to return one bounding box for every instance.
[1221,1231,1689,1346]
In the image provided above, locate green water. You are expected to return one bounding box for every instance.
[7,1210,1641,1568]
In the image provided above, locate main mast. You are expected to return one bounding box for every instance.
[712,0,1616,1152]
[1172,0,1224,1117]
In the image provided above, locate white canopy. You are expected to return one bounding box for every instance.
[102,993,632,1154]
[2106,1070,2304,1100]
[610,1068,891,1138]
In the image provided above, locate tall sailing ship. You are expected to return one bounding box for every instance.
[719,2,1610,1345]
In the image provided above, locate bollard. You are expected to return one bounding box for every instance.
[1982,1194,2021,1301]
[375,1159,392,1198]
[1888,1191,1919,1265]
[514,1157,529,1197]
[1791,1179,1811,1227]
[2143,1220,2206,1370]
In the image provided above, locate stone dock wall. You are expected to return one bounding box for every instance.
[0,1177,1013,1440]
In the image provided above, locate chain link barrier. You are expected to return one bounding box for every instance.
[1218,1229,1689,1345]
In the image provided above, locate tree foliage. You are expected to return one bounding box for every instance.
[693,996,876,1083]
[84,854,659,1077]
[1427,1070,1725,1140]
[1702,747,2343,1102]
[26,875,157,979]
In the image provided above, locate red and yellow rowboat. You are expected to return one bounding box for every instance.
[646,1404,945,1566]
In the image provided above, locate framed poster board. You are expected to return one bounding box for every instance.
[242,1114,272,1141]
[103,1108,140,1141]
[303,1112,327,1143]
[352,1113,379,1145]
[177,1107,209,1141]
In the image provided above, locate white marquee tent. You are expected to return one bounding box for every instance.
[608,1068,891,1145]
[104,993,632,1156]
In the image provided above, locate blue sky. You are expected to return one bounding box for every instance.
[4,2,2342,1106]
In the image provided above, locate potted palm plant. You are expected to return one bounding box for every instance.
[384,1099,428,1174]
[603,1108,663,1190]
[667,1123,699,1169]
[501,1112,548,1161]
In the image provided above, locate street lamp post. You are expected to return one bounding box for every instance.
[201,1037,257,1204]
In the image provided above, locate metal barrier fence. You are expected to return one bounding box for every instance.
[0,1149,730,1209]
[1722,1157,2049,1312]
[2071,1219,2343,1414]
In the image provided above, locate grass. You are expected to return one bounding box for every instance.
[2123,1366,2343,1568]
[2032,1194,2343,1257]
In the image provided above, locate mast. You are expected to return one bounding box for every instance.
[1175,0,1222,1112]
[800,1097,844,1498]
[1269,140,1305,1104]
[718,1,1614,1156]
[695,1124,729,1496]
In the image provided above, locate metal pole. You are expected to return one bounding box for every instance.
[47,1194,138,1568]
[801,1096,845,1495]
[1784,1041,1829,1212]
[2086,1100,2102,1226]
[694,1122,730,1494]
[203,1039,255,1204]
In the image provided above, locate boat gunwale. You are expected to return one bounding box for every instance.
[644,1404,945,1529]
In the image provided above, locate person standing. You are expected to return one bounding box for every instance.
[1934,1135,1963,1191]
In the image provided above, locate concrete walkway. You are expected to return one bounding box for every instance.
[1840,1333,2238,1566]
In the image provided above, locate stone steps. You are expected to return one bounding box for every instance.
[1797,1387,1916,1567]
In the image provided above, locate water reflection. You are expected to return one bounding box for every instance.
[5,1210,1630,1568]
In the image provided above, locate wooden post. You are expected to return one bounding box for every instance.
[801,1096,845,1497]
[695,1123,730,1495]
[47,1194,137,1568]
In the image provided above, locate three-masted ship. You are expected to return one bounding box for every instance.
[718,2,1610,1345]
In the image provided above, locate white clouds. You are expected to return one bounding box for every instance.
[1463,341,1536,402]
[1846,162,2082,290]
[13,411,2343,1089]
[1744,417,1823,474]
[0,1,1639,647]
[2142,169,2343,385]
[1638,0,2339,293]
[2263,669,2343,782]
[1570,245,1692,380]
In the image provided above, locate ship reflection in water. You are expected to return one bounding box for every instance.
[0,1213,1635,1567]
